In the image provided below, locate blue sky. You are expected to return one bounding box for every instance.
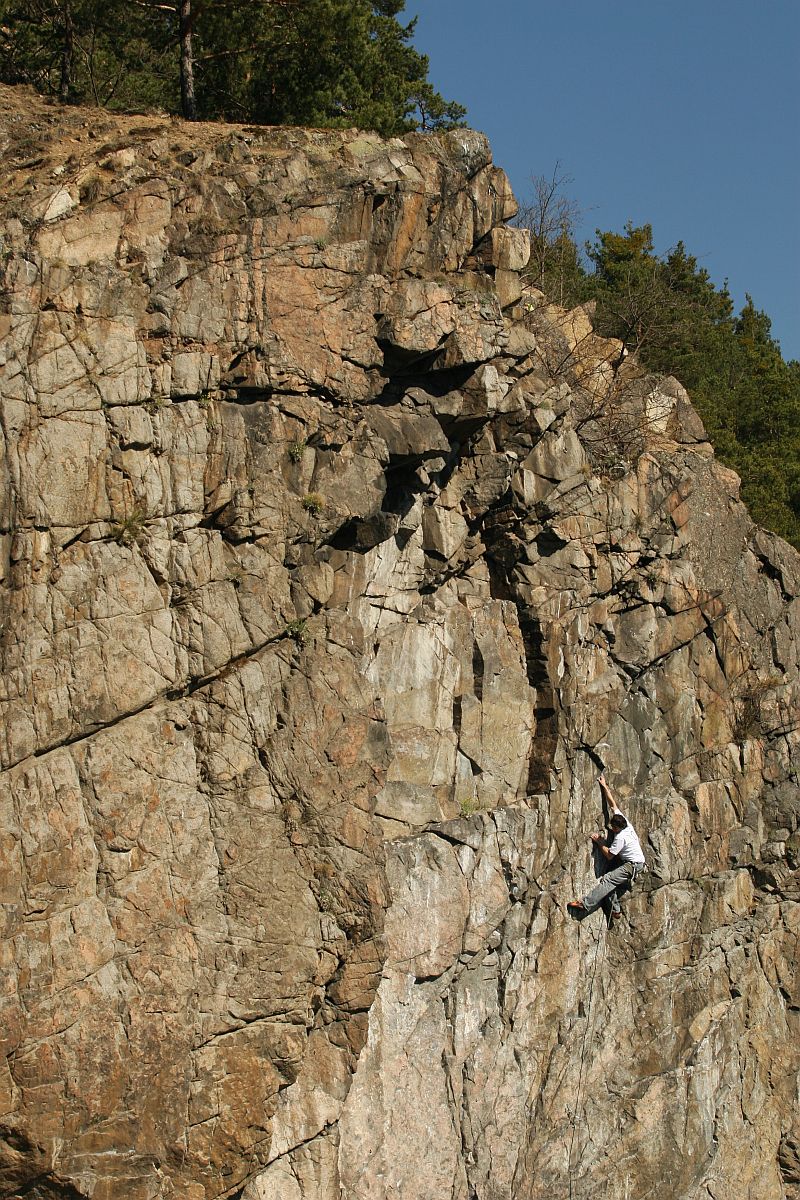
[405,0,799,360]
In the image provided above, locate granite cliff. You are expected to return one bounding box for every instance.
[1,86,798,1200]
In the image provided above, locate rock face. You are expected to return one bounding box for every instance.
[1,86,798,1200]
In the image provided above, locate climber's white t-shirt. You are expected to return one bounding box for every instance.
[608,813,645,864]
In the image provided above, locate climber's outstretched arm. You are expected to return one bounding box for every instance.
[599,774,620,815]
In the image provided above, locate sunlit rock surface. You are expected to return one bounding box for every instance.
[1,85,798,1200]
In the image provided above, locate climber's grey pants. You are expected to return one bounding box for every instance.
[581,862,641,915]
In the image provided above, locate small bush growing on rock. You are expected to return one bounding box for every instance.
[315,881,337,913]
[284,618,308,645]
[111,507,147,547]
[731,675,783,744]
[79,175,102,205]
[288,440,306,463]
[302,492,325,516]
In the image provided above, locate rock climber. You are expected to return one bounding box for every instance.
[568,774,646,920]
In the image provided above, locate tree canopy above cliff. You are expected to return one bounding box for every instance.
[519,180,800,550]
[0,0,466,133]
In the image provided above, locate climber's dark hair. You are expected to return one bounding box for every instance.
[609,813,627,830]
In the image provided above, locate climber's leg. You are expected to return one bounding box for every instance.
[580,864,632,914]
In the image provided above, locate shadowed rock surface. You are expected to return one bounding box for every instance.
[1,85,798,1200]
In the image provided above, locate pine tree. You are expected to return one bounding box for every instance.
[0,0,176,109]
[195,0,465,132]
[515,174,800,549]
[0,0,465,134]
[583,229,800,548]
